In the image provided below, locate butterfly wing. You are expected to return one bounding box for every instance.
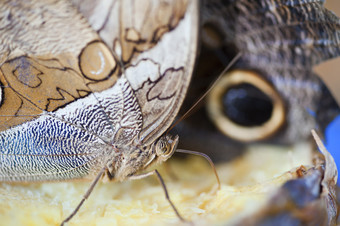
[180,0,340,150]
[215,0,340,142]
[72,0,199,144]
[0,0,198,181]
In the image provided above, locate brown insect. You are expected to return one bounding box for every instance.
[0,0,201,224]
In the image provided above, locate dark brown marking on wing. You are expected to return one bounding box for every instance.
[147,67,184,101]
[0,40,121,131]
[0,68,41,131]
[46,87,91,112]
[119,0,189,64]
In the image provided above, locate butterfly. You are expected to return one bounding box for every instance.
[176,0,340,156]
[0,0,198,223]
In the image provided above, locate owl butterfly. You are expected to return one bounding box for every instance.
[0,0,198,224]
[177,0,340,155]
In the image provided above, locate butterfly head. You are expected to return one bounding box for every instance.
[154,134,179,163]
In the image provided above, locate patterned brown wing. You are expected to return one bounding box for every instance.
[0,0,198,181]
[0,0,120,132]
[71,0,198,144]
[177,0,340,154]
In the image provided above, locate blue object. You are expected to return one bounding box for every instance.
[325,115,340,183]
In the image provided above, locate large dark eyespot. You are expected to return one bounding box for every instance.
[207,70,285,142]
[222,83,273,126]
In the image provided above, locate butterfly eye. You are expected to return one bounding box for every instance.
[157,140,171,155]
[155,135,179,159]
[163,144,172,155]
[207,70,285,142]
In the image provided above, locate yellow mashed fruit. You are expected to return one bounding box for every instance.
[0,142,314,226]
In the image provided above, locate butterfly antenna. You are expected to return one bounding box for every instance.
[176,149,221,189]
[166,52,242,134]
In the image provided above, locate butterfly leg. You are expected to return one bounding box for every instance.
[60,166,107,226]
[129,169,189,223]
